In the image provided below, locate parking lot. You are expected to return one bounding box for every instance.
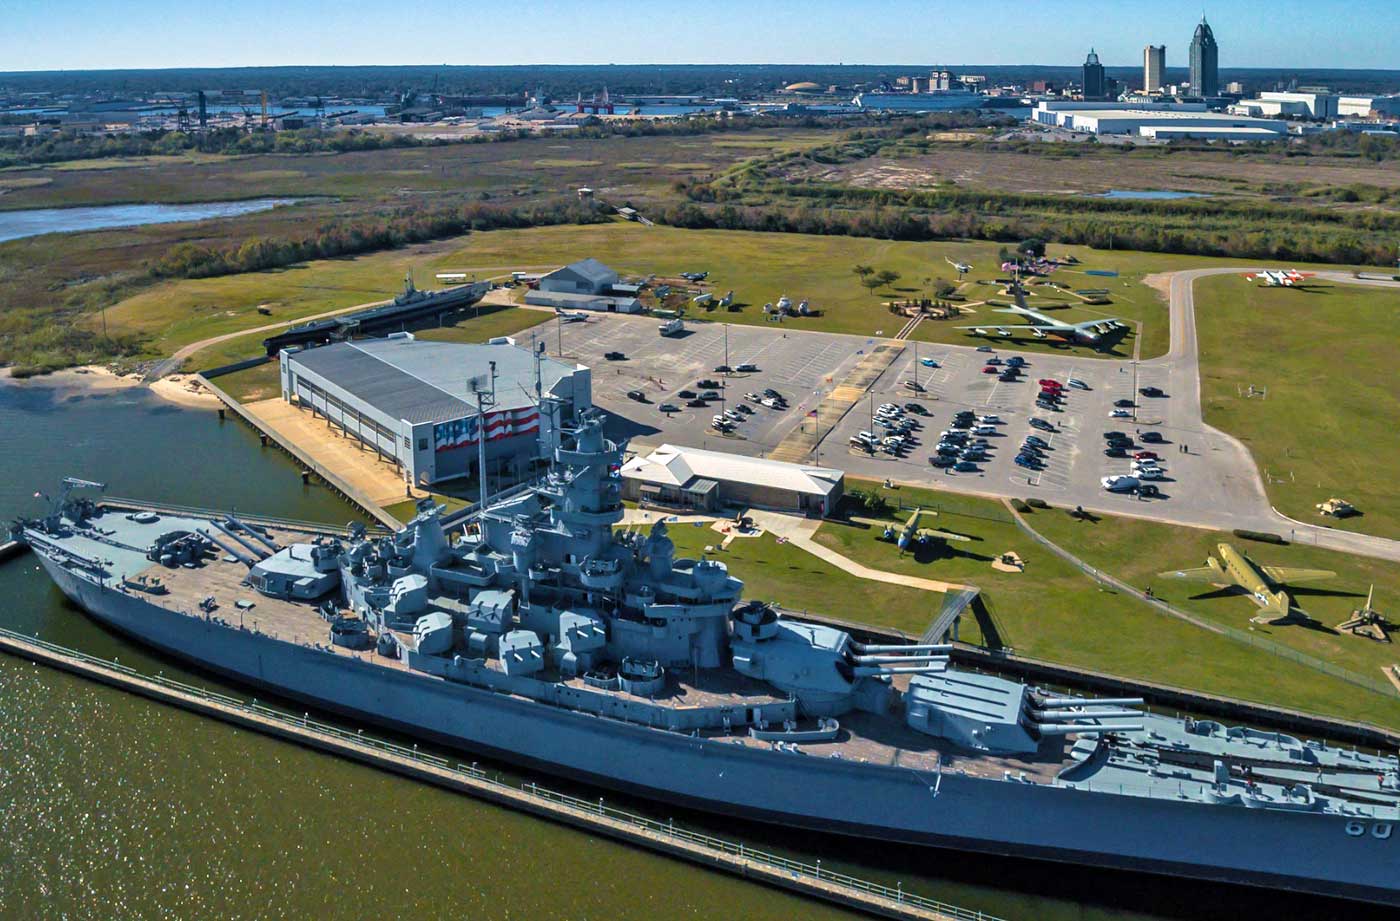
[554,312,1266,523]
[549,314,872,457]
[817,339,1257,518]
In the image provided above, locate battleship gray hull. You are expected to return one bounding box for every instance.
[35,550,1400,907]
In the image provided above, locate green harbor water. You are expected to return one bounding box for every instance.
[0,374,1387,921]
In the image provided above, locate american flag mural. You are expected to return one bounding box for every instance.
[433,407,541,452]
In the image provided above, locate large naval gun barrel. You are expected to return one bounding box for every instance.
[1036,722,1145,736]
[849,642,952,655]
[1038,696,1144,709]
[852,653,948,665]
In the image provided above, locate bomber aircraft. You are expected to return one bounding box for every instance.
[1158,542,1337,624]
[957,284,1124,347]
[854,508,971,555]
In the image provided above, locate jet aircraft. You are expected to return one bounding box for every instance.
[680,271,709,282]
[554,308,590,322]
[1158,542,1336,624]
[1245,269,1315,287]
[957,284,1124,347]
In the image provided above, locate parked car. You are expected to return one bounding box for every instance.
[1114,398,1136,408]
[1137,484,1161,498]
[736,363,759,373]
[930,455,956,468]
[1110,409,1133,418]
[904,403,928,415]
[714,364,733,374]
[1039,379,1062,389]
[677,389,697,399]
[1025,435,1049,448]
[735,403,755,415]
[1101,475,1140,492]
[659,403,680,413]
[697,379,721,390]
[998,372,1018,382]
[1140,431,1165,444]
[1067,377,1089,390]
[985,357,1003,366]
[604,351,626,361]
[701,390,721,401]
[686,399,709,408]
[1103,431,1126,440]
[983,366,1000,374]
[1014,455,1040,469]
[745,392,763,402]
[1029,417,1055,432]
[1139,386,1165,397]
[953,461,979,472]
[1104,447,1128,458]
[1006,356,1026,367]
[976,345,993,353]
[1134,451,1159,461]
[627,390,647,402]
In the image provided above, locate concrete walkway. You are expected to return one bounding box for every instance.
[748,510,971,594]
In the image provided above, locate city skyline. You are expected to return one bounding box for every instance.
[2,1,1398,73]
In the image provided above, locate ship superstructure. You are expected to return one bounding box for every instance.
[17,419,1400,907]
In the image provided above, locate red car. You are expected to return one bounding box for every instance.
[1134,451,1159,461]
[1038,379,1062,389]
[982,365,999,374]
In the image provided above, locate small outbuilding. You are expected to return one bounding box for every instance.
[525,257,642,313]
[619,445,843,518]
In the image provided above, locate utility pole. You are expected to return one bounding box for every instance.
[723,323,729,371]
[556,314,563,357]
[471,361,498,515]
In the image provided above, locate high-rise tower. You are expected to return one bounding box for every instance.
[1082,48,1106,100]
[1189,17,1219,97]
[1143,45,1166,93]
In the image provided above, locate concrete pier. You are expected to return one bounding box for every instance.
[0,627,1001,921]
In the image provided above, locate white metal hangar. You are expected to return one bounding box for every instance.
[278,334,591,486]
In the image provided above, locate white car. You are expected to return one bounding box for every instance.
[1134,467,1166,480]
[1068,378,1089,390]
[974,425,997,436]
[1101,475,1140,492]
[979,414,1001,424]
[1110,409,1133,418]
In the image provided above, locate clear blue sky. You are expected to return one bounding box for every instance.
[3,0,1398,72]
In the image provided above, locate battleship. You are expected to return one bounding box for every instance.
[16,411,1400,907]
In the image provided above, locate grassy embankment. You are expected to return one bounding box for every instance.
[98,222,1292,369]
[809,481,1400,731]
[1031,505,1400,707]
[0,129,834,371]
[1194,275,1400,540]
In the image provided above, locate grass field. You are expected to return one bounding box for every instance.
[203,304,549,400]
[812,481,1400,729]
[796,145,1400,201]
[1030,505,1400,705]
[1195,275,1400,539]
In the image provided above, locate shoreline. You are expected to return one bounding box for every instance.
[1,364,223,410]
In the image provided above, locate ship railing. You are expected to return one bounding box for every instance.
[100,496,391,536]
[0,625,1005,921]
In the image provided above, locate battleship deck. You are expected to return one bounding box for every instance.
[0,628,993,921]
[140,522,1061,780]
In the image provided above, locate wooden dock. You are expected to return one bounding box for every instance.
[0,627,1002,921]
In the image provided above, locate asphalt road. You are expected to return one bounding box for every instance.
[570,272,1400,564]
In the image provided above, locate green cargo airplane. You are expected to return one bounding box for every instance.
[1158,542,1336,624]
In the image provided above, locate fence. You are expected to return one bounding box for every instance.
[0,625,1003,921]
[1005,505,1397,700]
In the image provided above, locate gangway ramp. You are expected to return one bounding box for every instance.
[768,343,905,463]
[922,588,980,645]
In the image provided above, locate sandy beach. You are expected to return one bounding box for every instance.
[2,364,222,409]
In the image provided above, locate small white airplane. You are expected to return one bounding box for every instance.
[554,308,590,322]
[1245,269,1315,287]
[971,327,990,336]
[718,290,735,308]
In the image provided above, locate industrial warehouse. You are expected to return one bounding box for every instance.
[620,444,844,517]
[278,335,591,486]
